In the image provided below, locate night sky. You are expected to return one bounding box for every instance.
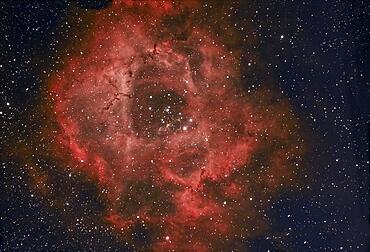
[1,0,369,251]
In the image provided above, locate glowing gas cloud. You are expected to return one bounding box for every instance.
[48,1,305,250]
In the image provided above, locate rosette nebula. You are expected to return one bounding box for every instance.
[48,1,305,250]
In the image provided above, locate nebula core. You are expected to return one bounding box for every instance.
[48,1,305,250]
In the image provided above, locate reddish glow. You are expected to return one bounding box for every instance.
[48,1,305,250]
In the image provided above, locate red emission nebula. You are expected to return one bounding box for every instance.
[48,1,306,250]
